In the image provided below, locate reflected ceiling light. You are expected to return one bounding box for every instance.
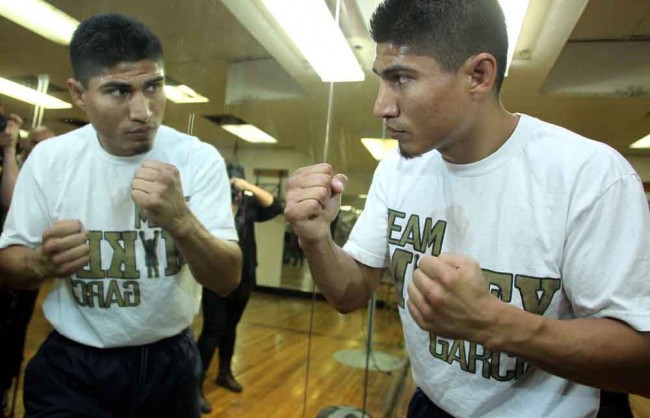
[630,133,650,149]
[0,0,79,46]
[360,137,398,161]
[260,0,364,82]
[0,76,72,109]
[211,115,278,144]
[498,0,531,75]
[163,84,209,104]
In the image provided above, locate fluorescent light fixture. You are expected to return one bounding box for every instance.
[630,133,650,149]
[209,115,278,144]
[0,0,79,46]
[261,0,364,82]
[163,84,209,104]
[222,124,277,144]
[340,205,353,212]
[0,76,71,109]
[361,137,398,161]
[497,0,530,75]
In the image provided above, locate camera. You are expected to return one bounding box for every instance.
[227,163,246,199]
[0,113,7,132]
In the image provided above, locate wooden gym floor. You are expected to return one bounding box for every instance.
[5,283,650,418]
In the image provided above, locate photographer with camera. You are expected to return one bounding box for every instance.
[0,109,56,417]
[0,108,23,215]
[0,107,23,417]
[196,164,283,413]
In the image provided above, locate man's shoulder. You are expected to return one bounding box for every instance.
[156,125,216,153]
[29,125,93,161]
[154,125,223,168]
[521,114,608,155]
[521,114,635,185]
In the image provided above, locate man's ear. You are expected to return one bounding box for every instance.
[66,78,86,110]
[464,53,498,97]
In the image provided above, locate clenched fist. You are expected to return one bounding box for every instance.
[284,163,347,246]
[131,159,190,233]
[407,254,500,344]
[39,220,90,278]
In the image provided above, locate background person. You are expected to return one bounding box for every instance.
[0,123,55,417]
[197,164,283,413]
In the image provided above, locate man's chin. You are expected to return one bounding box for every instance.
[399,144,421,160]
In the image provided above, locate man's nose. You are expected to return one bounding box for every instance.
[129,92,152,122]
[373,84,399,119]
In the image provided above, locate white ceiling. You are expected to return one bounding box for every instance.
[0,0,648,174]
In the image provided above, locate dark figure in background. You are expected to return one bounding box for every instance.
[197,164,283,413]
[0,118,54,417]
[0,14,241,418]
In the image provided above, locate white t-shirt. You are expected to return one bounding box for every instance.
[0,124,238,348]
[343,114,650,418]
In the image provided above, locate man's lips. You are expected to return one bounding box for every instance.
[128,127,154,136]
[386,126,407,139]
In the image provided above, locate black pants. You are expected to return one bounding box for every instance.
[24,329,201,418]
[0,287,38,390]
[407,388,632,418]
[597,391,633,418]
[196,287,250,375]
[407,388,454,418]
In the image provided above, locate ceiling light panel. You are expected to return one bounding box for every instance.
[360,137,397,161]
[0,0,79,46]
[0,76,72,109]
[261,0,364,82]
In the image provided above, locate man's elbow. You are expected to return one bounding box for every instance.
[214,247,242,296]
[327,297,366,315]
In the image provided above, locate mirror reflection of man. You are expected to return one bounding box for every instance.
[0,13,241,418]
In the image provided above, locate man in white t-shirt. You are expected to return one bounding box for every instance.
[0,13,241,418]
[284,1,650,417]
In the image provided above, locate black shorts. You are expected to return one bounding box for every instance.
[407,388,454,418]
[407,387,633,418]
[24,328,201,418]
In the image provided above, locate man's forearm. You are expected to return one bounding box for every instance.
[0,245,48,289]
[246,183,274,207]
[169,213,242,295]
[301,237,382,313]
[485,303,650,396]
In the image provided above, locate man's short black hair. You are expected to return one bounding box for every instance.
[370,0,508,94]
[70,13,164,87]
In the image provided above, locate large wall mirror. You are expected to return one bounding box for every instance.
[2,0,650,417]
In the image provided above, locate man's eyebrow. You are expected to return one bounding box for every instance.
[99,76,165,90]
[99,81,132,90]
[372,65,416,77]
[144,76,165,87]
